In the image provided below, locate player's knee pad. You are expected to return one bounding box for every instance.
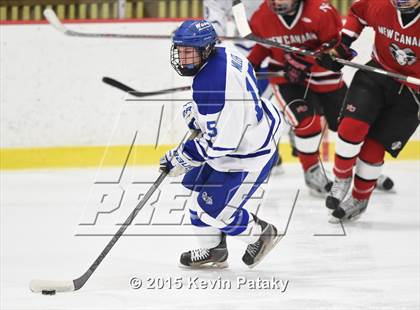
[295,115,322,135]
[335,118,370,160]
[273,87,318,129]
[359,137,385,164]
[338,118,370,143]
[294,115,322,154]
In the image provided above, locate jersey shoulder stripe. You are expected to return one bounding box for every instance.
[192,47,228,115]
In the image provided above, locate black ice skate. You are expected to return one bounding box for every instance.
[179,233,228,269]
[330,196,369,223]
[242,216,282,268]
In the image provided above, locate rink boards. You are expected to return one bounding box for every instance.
[1,21,419,170]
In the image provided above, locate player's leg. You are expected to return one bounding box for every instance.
[321,82,396,194]
[181,206,229,268]
[273,83,332,195]
[317,84,348,134]
[318,84,348,163]
[331,137,385,221]
[326,68,382,210]
[213,152,281,268]
[183,152,280,268]
[180,164,229,268]
[331,75,419,221]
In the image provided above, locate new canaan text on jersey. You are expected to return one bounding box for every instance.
[267,32,318,46]
[377,26,420,47]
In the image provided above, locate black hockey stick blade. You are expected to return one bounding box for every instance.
[103,74,282,99]
[103,77,136,93]
[29,171,169,294]
[103,70,283,99]
[102,77,191,97]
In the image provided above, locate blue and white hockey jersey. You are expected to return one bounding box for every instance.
[182,47,283,172]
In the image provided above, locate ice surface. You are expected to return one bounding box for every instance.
[1,161,419,309]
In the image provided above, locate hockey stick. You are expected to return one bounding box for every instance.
[103,77,191,97]
[103,72,285,98]
[231,0,420,86]
[43,9,241,41]
[256,71,285,79]
[29,132,197,294]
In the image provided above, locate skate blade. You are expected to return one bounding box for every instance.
[178,261,229,270]
[347,209,367,222]
[328,216,341,224]
[247,235,283,269]
[328,211,365,224]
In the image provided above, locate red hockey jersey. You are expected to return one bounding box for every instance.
[344,0,419,91]
[248,0,344,92]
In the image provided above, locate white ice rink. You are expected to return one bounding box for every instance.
[1,161,419,310]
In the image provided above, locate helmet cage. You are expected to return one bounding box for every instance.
[392,0,419,14]
[268,0,300,15]
[170,43,215,77]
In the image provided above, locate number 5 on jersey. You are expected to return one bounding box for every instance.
[207,121,218,138]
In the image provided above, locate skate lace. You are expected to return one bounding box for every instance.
[191,248,210,262]
[246,241,261,257]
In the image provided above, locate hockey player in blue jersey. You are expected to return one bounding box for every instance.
[160,20,283,268]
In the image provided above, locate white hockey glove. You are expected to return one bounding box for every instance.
[182,102,200,131]
[159,147,201,177]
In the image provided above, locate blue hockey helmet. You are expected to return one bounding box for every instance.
[170,20,218,76]
[391,0,419,14]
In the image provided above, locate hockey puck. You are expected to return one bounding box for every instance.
[41,290,56,295]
